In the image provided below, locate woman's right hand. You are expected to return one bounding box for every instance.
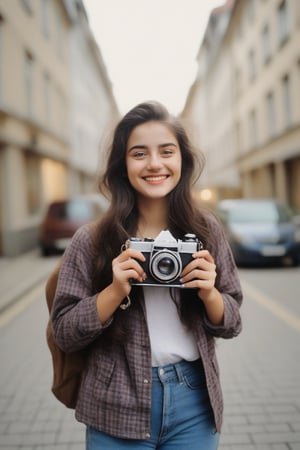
[96,249,146,323]
[111,248,146,300]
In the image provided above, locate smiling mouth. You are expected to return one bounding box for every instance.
[143,175,169,183]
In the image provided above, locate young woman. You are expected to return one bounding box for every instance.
[51,101,243,450]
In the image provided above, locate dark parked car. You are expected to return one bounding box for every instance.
[39,195,109,256]
[216,199,300,266]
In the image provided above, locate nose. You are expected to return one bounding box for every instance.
[147,153,163,170]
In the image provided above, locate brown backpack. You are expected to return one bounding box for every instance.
[45,221,98,408]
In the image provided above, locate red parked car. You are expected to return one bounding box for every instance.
[39,195,109,256]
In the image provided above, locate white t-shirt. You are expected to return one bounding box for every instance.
[143,286,200,367]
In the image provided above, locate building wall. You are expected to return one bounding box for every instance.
[182,0,300,211]
[235,0,300,210]
[0,0,72,255]
[0,0,118,256]
[68,2,119,197]
[182,0,241,206]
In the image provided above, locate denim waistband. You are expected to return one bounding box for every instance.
[152,359,204,383]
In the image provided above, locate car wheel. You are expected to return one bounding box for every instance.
[292,256,299,267]
[41,246,51,257]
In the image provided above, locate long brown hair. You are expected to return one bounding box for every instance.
[93,101,210,342]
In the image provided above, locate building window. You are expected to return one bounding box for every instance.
[266,91,276,138]
[24,51,34,116]
[235,120,242,154]
[41,0,50,38]
[248,109,258,149]
[248,48,256,82]
[278,0,289,46]
[0,18,3,101]
[234,68,240,97]
[25,152,40,214]
[262,24,271,64]
[20,0,33,14]
[298,60,300,120]
[55,15,63,60]
[43,71,51,123]
[56,87,67,136]
[246,0,255,24]
[282,74,292,128]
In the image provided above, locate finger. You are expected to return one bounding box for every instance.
[182,279,215,290]
[113,265,146,284]
[121,268,146,283]
[181,268,215,284]
[113,260,145,280]
[117,259,145,275]
[181,257,215,278]
[192,250,215,263]
[113,256,147,282]
[117,248,146,263]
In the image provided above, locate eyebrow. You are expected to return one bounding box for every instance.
[127,142,178,152]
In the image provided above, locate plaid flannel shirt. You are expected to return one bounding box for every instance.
[51,215,243,439]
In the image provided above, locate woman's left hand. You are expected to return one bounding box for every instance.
[181,250,224,324]
[180,250,217,303]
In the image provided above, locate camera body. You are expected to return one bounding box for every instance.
[127,230,203,288]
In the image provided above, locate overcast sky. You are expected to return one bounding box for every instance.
[83,0,223,115]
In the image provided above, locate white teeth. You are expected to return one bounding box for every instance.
[144,175,167,181]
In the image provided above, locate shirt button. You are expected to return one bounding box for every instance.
[143,378,149,384]
[159,368,165,376]
[145,432,151,439]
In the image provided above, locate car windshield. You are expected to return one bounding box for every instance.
[228,202,291,224]
[50,201,93,221]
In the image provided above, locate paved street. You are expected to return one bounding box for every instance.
[0,252,300,449]
[217,266,300,449]
[0,282,85,450]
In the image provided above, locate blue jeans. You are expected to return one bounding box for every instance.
[86,359,220,449]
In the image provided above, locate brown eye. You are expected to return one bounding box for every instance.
[161,149,174,156]
[134,151,146,158]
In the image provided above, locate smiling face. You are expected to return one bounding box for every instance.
[126,121,182,203]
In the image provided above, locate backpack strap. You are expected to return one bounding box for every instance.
[46,219,100,408]
[45,259,63,313]
[46,220,99,312]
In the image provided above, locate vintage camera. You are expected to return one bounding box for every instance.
[126,230,203,288]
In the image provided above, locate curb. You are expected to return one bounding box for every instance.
[0,250,59,315]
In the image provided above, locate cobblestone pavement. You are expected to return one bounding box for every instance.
[0,283,86,450]
[0,249,58,313]
[217,282,300,450]
[0,252,299,449]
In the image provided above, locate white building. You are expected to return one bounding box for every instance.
[68,0,119,196]
[182,0,300,211]
[0,0,118,256]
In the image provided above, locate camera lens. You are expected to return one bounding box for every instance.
[150,250,182,283]
[157,257,175,275]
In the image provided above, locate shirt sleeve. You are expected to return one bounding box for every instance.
[51,224,112,353]
[202,214,243,339]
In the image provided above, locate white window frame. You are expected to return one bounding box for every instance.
[282,74,292,128]
[278,0,289,46]
[25,51,34,116]
[262,23,271,64]
[0,18,3,102]
[41,0,50,39]
[20,0,33,14]
[266,91,276,138]
[248,109,258,149]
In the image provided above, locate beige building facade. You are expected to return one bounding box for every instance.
[0,0,118,256]
[68,1,119,197]
[182,0,300,211]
